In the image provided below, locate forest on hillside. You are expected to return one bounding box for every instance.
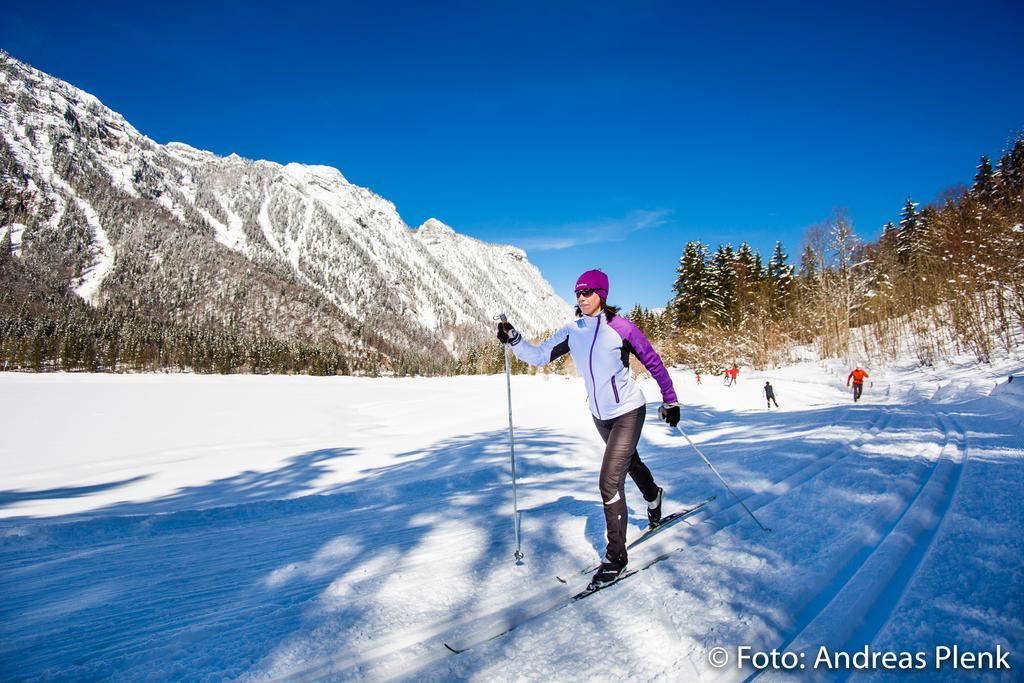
[465,135,1024,376]
[3,135,1022,376]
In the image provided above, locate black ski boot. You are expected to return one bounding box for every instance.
[647,487,664,527]
[588,560,627,591]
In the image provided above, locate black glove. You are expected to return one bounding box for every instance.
[496,321,521,345]
[659,402,680,428]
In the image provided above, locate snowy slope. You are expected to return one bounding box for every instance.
[413,218,568,337]
[1,355,1022,681]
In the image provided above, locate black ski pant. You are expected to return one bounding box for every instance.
[592,405,660,566]
[852,383,863,402]
[766,395,778,408]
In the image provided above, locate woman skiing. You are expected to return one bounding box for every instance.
[496,269,680,589]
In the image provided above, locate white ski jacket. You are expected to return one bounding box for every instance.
[508,313,678,420]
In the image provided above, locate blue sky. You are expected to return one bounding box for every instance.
[3,1,1022,309]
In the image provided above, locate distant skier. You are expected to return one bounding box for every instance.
[731,365,739,385]
[695,371,702,385]
[847,365,869,402]
[497,269,680,591]
[764,381,779,408]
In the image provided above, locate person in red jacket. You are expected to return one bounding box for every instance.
[847,365,869,402]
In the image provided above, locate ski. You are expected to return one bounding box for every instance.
[631,495,717,548]
[556,495,715,583]
[441,496,715,655]
[444,540,689,653]
[573,568,640,599]
[572,552,676,600]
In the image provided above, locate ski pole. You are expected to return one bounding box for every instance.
[495,313,525,561]
[675,425,772,533]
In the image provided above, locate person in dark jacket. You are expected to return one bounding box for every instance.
[497,269,679,590]
[764,381,779,408]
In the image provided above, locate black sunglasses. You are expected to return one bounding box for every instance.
[575,288,597,298]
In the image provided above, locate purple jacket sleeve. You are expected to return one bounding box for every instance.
[609,317,678,404]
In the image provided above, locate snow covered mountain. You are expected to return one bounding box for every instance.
[0,52,571,367]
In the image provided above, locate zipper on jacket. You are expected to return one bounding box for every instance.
[588,316,601,418]
[611,375,620,403]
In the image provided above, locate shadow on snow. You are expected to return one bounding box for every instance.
[1,393,1021,680]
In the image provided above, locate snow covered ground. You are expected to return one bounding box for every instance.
[1,354,1022,681]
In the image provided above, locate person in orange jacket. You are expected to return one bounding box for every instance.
[847,365,869,402]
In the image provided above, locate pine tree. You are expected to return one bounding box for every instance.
[879,221,898,257]
[798,244,818,290]
[767,241,794,316]
[707,244,737,327]
[733,242,760,320]
[972,155,996,202]
[896,197,922,268]
[672,241,709,327]
[735,243,756,272]
[627,304,648,335]
[995,136,1024,210]
[994,137,1024,282]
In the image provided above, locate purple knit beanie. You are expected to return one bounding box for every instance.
[575,269,609,300]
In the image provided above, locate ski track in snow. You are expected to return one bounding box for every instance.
[1,362,1022,681]
[755,412,967,682]
[416,409,899,671]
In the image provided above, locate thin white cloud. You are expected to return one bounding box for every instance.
[516,209,672,251]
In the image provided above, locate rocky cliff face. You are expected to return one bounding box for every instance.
[0,52,571,368]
